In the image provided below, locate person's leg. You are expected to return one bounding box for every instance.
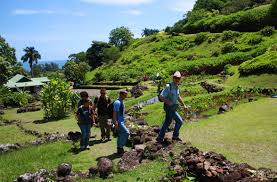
[84,124,91,147]
[117,122,129,153]
[99,116,106,140]
[79,124,86,149]
[172,112,183,139]
[157,107,174,140]
[106,117,111,140]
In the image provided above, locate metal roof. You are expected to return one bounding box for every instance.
[4,74,49,89]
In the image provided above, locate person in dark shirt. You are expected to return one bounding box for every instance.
[76,100,94,150]
[93,88,112,142]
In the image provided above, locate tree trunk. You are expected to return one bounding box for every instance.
[30,63,33,77]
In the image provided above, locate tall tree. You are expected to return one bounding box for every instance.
[142,28,159,37]
[21,47,41,77]
[86,41,110,69]
[68,51,87,63]
[63,61,90,83]
[109,26,133,50]
[0,36,26,84]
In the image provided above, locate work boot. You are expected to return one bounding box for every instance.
[172,137,182,142]
[117,147,124,155]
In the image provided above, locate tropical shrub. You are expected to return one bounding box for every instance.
[260,26,275,36]
[239,49,277,76]
[247,35,263,45]
[221,42,237,53]
[224,64,237,76]
[182,5,276,33]
[0,87,32,107]
[194,32,207,45]
[40,79,79,120]
[222,30,241,41]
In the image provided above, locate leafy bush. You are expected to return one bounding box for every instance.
[239,49,277,76]
[221,42,237,53]
[222,30,241,41]
[182,5,276,33]
[210,50,220,57]
[40,79,79,120]
[260,26,275,36]
[194,32,207,44]
[247,35,263,45]
[0,87,32,107]
[224,64,237,76]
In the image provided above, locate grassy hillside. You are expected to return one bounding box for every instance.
[86,30,277,82]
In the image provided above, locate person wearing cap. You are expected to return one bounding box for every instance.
[156,71,186,142]
[113,90,129,155]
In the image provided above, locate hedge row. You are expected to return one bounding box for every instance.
[239,50,277,76]
[182,5,277,34]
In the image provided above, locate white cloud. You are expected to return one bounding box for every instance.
[80,0,154,5]
[12,9,86,17]
[170,0,196,12]
[121,9,142,15]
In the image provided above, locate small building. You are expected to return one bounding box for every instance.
[4,74,50,93]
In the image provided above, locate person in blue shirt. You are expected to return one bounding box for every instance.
[156,71,187,143]
[113,90,129,155]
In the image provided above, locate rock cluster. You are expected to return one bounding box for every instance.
[0,119,18,126]
[0,143,21,153]
[162,147,277,182]
[15,163,74,182]
[200,81,223,93]
[15,169,52,182]
[218,103,232,114]
[17,106,41,113]
[130,84,148,98]
[89,158,113,178]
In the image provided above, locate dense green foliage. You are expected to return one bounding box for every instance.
[171,4,276,34]
[109,26,133,49]
[21,47,41,77]
[0,86,32,107]
[86,41,110,69]
[33,62,59,77]
[63,61,90,83]
[86,31,277,82]
[68,52,87,63]
[40,79,79,120]
[239,47,277,75]
[0,36,25,84]
[142,28,160,37]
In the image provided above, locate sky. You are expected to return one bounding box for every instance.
[0,0,196,61]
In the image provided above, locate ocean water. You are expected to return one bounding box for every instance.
[22,60,67,71]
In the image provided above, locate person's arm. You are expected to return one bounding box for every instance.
[178,95,185,107]
[113,101,120,129]
[113,110,118,129]
[92,97,98,110]
[159,85,172,106]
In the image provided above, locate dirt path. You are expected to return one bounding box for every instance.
[73,89,100,97]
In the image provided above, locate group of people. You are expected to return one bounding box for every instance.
[76,88,129,154]
[76,71,188,155]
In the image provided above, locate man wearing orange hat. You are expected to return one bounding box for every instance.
[156,71,187,142]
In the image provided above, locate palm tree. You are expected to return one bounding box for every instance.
[21,47,41,77]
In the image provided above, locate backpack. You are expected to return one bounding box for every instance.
[158,83,172,102]
[107,100,123,119]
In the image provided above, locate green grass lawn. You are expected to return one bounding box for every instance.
[225,73,277,88]
[76,160,169,182]
[181,98,277,170]
[2,108,44,123]
[0,125,37,144]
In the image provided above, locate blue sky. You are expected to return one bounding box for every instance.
[0,0,196,61]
